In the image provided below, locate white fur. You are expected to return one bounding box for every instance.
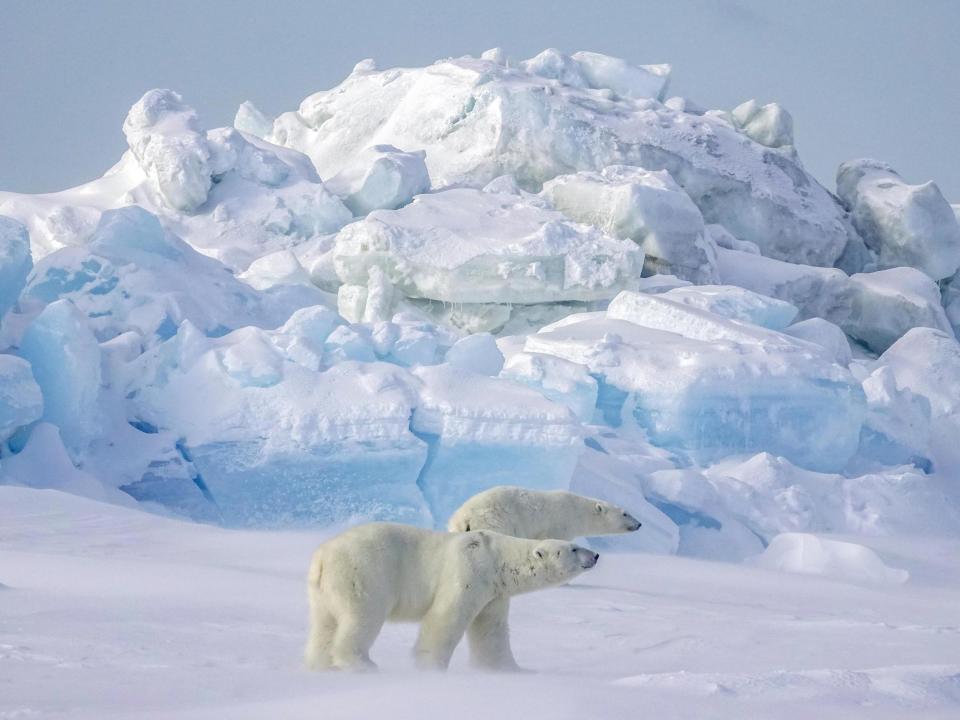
[305,522,598,671]
[447,486,642,540]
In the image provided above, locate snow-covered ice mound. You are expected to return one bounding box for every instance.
[749,533,909,585]
[262,49,856,267]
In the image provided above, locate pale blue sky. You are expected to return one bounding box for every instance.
[2,0,958,198]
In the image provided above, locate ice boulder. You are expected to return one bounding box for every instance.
[18,300,103,452]
[499,352,598,422]
[858,365,932,469]
[233,100,275,139]
[784,318,852,366]
[0,355,43,443]
[842,267,952,353]
[0,217,32,322]
[410,364,584,523]
[660,284,798,330]
[325,145,430,216]
[332,187,643,305]
[444,333,504,376]
[123,89,213,213]
[267,51,854,266]
[541,166,718,283]
[526,294,866,472]
[731,100,794,148]
[569,51,671,101]
[24,207,325,347]
[837,159,960,280]
[748,533,908,585]
[873,328,960,472]
[129,324,431,527]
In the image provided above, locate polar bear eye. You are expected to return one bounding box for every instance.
[596,503,604,514]
[535,550,543,559]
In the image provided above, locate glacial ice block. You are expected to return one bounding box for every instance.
[410,364,584,524]
[749,533,908,585]
[837,159,960,280]
[332,187,644,305]
[130,326,431,527]
[500,352,598,422]
[0,216,32,322]
[269,50,854,266]
[660,285,798,330]
[784,318,852,366]
[18,300,103,452]
[0,355,43,443]
[325,145,430,216]
[525,297,865,472]
[731,100,794,148]
[541,165,719,284]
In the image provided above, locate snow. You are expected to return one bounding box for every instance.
[837,159,960,280]
[2,486,960,720]
[324,144,430,216]
[731,99,794,148]
[748,533,909,585]
[660,283,798,330]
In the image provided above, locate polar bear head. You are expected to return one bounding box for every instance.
[532,539,599,585]
[574,496,642,536]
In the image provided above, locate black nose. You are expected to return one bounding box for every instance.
[593,552,600,562]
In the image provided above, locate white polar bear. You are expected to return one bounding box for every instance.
[305,522,599,671]
[447,486,642,540]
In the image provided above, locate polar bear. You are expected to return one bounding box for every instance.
[447,486,642,540]
[305,522,599,671]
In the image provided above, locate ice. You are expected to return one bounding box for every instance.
[843,267,952,353]
[0,92,351,271]
[331,187,644,305]
[499,352,598,422]
[872,328,960,473]
[238,249,314,290]
[129,324,431,527]
[122,89,213,212]
[749,533,909,585]
[0,217,32,323]
[0,355,43,443]
[18,300,103,452]
[541,165,719,283]
[660,284,798,330]
[444,333,504,375]
[525,292,866,472]
[266,51,855,266]
[837,159,960,280]
[410,364,584,523]
[706,223,760,255]
[858,365,932,469]
[22,206,327,348]
[568,51,671,100]
[233,100,274,138]
[784,318,852,366]
[325,144,430,216]
[730,100,794,148]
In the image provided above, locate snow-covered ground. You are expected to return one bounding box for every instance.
[2,486,959,720]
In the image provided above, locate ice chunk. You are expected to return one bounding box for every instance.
[784,318,852,366]
[123,89,212,212]
[233,100,275,139]
[411,364,583,523]
[748,533,908,585]
[873,328,960,473]
[0,216,32,322]
[858,365,932,469]
[268,52,855,266]
[843,267,952,353]
[570,51,671,100]
[715,247,851,322]
[661,285,798,330]
[238,249,313,290]
[0,355,43,443]
[526,295,866,472]
[444,333,504,376]
[325,145,430,216]
[706,223,760,255]
[731,100,794,148]
[500,352,598,422]
[24,207,323,347]
[837,159,960,280]
[18,300,102,452]
[332,187,643,305]
[541,166,718,283]
[130,326,431,527]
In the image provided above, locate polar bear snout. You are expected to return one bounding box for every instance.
[622,512,642,532]
[576,547,600,569]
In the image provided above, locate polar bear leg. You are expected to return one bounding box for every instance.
[330,609,385,671]
[305,596,337,670]
[414,590,483,671]
[467,597,520,671]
